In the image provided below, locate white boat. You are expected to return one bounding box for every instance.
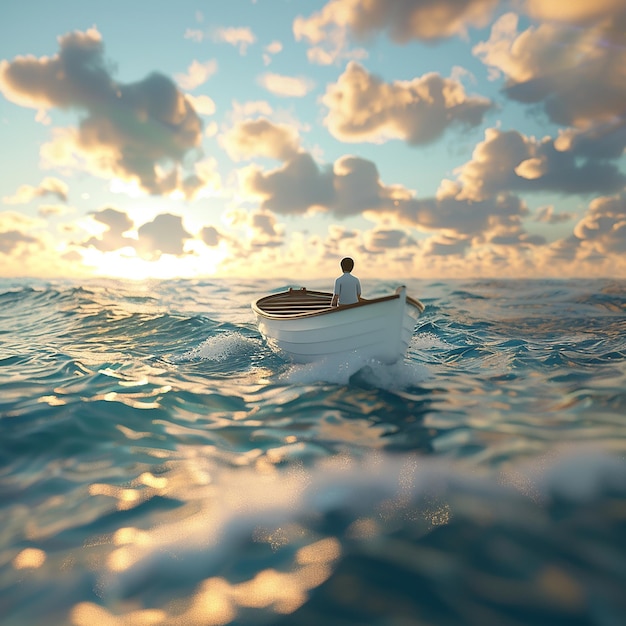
[252,286,425,364]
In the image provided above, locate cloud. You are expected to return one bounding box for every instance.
[364,228,417,251]
[224,207,284,248]
[263,41,283,65]
[82,207,135,252]
[185,158,222,199]
[422,234,472,256]
[534,206,576,224]
[184,29,205,43]
[294,0,498,63]
[572,192,626,254]
[0,230,39,255]
[328,224,358,240]
[231,112,623,273]
[136,214,193,259]
[524,0,626,25]
[387,184,530,239]
[3,177,68,204]
[0,211,44,261]
[212,27,256,55]
[257,73,315,98]
[454,128,626,201]
[554,120,626,161]
[185,94,216,116]
[242,150,415,217]
[220,118,301,161]
[240,143,533,252]
[322,62,492,145]
[175,59,218,90]
[0,29,206,198]
[542,191,626,272]
[230,100,274,121]
[200,225,223,247]
[473,12,626,128]
[0,211,44,230]
[249,211,284,247]
[79,209,194,260]
[243,152,335,215]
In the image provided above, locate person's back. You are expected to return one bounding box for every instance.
[331,257,361,306]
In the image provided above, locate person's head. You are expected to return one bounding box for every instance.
[340,257,354,273]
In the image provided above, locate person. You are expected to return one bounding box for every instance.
[331,257,362,306]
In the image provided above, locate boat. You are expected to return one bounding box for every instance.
[252,286,425,364]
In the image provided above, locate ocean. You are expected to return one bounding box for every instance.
[1,277,625,626]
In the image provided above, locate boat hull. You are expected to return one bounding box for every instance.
[253,287,423,364]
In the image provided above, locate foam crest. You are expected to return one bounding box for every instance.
[175,332,261,362]
[411,331,451,350]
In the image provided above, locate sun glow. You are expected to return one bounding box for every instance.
[79,244,230,280]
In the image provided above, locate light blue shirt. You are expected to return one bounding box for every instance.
[333,272,361,305]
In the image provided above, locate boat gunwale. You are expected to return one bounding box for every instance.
[253,288,424,320]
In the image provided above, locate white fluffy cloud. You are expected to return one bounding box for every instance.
[3,177,68,205]
[573,192,626,254]
[257,73,315,98]
[220,118,301,162]
[212,27,256,55]
[524,0,626,25]
[263,41,283,65]
[294,0,498,64]
[0,29,209,198]
[322,62,492,145]
[474,13,626,128]
[175,59,218,90]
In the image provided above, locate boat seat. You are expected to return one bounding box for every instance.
[260,307,332,314]
[262,303,330,309]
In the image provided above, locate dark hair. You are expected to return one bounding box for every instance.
[340,257,354,272]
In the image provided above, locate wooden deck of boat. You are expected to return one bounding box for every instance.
[252,287,425,319]
[255,288,333,315]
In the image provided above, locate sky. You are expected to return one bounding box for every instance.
[1,0,626,281]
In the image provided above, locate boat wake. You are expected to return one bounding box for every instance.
[280,351,430,390]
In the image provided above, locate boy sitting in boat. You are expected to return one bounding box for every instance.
[331,257,362,306]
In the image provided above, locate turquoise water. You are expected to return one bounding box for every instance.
[1,278,625,625]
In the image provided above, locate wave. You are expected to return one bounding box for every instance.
[173,332,263,364]
[7,446,624,626]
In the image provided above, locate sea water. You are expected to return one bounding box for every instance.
[1,277,625,625]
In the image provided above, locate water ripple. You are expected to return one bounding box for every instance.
[1,278,626,625]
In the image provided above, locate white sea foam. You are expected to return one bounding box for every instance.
[175,332,261,362]
[280,353,430,389]
[411,331,451,350]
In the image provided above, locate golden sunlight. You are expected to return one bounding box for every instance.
[79,246,229,280]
